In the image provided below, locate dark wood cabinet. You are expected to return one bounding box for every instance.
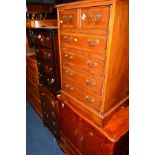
[27,27,61,141]
[58,95,129,155]
[40,87,60,139]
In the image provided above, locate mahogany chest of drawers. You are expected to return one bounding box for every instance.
[26,53,43,119]
[56,0,129,127]
[28,27,61,139]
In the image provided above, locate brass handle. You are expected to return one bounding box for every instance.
[38,34,41,39]
[60,20,63,24]
[86,60,98,68]
[50,100,55,109]
[88,38,99,46]
[68,15,72,22]
[85,79,96,87]
[64,36,73,42]
[63,15,67,21]
[84,96,95,104]
[65,70,73,76]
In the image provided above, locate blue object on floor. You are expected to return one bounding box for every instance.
[26,101,65,155]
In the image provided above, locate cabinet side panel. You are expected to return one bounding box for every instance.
[104,0,129,112]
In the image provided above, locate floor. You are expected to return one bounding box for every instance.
[26,101,65,155]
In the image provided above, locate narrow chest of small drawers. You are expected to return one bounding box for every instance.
[56,0,129,127]
[28,27,61,141]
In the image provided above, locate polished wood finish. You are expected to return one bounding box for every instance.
[28,27,61,141]
[26,20,57,28]
[58,94,129,155]
[56,0,129,127]
[27,3,54,13]
[56,0,128,154]
[26,53,43,119]
[40,86,60,139]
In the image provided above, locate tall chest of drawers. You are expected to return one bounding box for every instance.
[56,0,129,127]
[28,27,61,139]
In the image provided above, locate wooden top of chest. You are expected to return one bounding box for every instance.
[55,0,128,9]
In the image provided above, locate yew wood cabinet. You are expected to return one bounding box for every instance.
[56,0,129,154]
[56,0,129,127]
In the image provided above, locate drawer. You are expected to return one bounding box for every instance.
[26,79,40,99]
[26,56,38,74]
[61,48,106,77]
[62,80,101,112]
[26,68,39,85]
[36,47,54,63]
[62,65,103,96]
[42,74,56,91]
[61,33,107,57]
[39,60,55,77]
[59,9,77,29]
[33,31,53,48]
[81,6,111,29]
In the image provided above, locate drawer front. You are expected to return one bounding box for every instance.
[61,33,107,56]
[62,65,103,96]
[26,79,40,100]
[39,60,55,77]
[59,9,77,29]
[62,80,101,112]
[81,6,111,29]
[42,74,56,90]
[26,56,38,74]
[33,31,53,48]
[61,48,105,77]
[36,47,54,63]
[26,68,39,85]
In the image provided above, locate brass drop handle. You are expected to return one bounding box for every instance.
[86,60,98,68]
[63,15,67,21]
[84,96,95,104]
[85,79,96,87]
[65,70,73,76]
[87,38,99,46]
[60,20,63,24]
[38,34,41,39]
